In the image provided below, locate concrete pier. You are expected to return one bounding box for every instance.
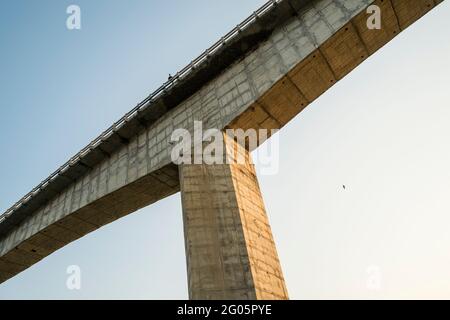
[179,134,288,299]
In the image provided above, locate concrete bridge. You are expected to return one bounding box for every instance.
[0,0,444,299]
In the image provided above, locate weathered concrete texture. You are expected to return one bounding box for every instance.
[0,0,377,284]
[229,0,442,133]
[0,164,179,283]
[180,134,288,300]
[0,0,444,287]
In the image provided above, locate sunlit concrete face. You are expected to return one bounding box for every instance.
[0,0,444,298]
[180,133,288,300]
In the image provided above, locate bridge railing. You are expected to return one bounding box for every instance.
[0,0,282,223]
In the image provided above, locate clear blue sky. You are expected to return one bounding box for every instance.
[0,0,450,299]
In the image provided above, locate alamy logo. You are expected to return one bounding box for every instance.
[66,5,81,30]
[366,265,382,291]
[170,121,280,175]
[66,265,81,290]
[366,5,382,30]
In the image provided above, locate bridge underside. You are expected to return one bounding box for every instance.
[0,0,444,296]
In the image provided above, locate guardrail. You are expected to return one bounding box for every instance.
[0,0,282,223]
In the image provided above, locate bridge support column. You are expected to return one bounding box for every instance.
[179,133,288,300]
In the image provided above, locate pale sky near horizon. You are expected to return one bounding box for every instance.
[0,0,450,299]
